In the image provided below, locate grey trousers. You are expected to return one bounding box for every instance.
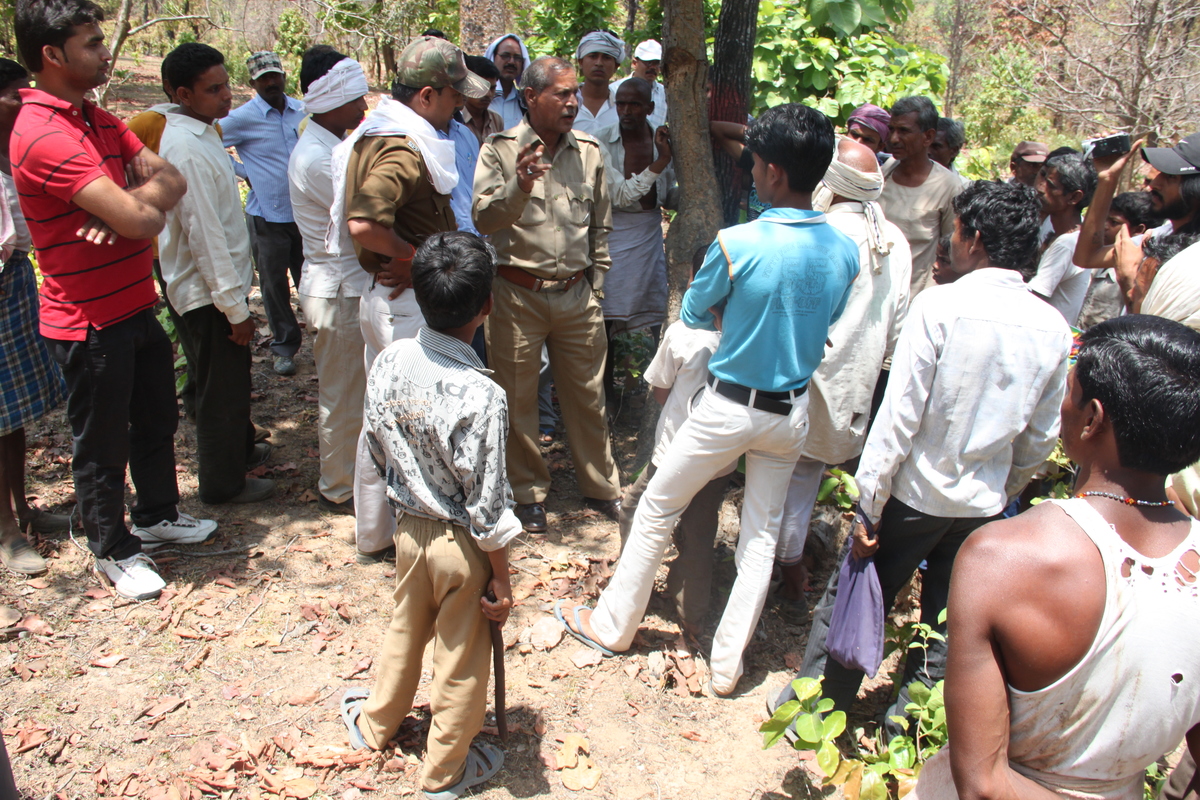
[247,216,303,358]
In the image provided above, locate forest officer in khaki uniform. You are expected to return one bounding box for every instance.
[473,56,621,534]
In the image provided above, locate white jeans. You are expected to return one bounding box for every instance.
[590,387,810,693]
[298,289,366,504]
[776,456,826,563]
[354,283,422,554]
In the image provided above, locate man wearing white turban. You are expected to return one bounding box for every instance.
[772,136,913,611]
[484,34,530,130]
[288,47,371,515]
[573,30,625,135]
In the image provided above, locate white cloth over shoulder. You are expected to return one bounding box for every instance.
[1142,240,1200,332]
[327,97,458,253]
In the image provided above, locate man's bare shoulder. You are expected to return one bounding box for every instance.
[957,502,1086,584]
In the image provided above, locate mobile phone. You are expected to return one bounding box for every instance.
[1083,133,1132,159]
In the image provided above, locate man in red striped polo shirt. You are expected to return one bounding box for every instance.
[12,0,218,601]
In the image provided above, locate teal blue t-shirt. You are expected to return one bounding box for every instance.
[681,208,859,393]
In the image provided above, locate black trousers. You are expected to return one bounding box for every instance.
[47,309,180,560]
[782,497,1000,736]
[247,216,303,358]
[174,303,255,504]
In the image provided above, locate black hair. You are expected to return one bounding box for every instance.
[0,58,30,93]
[1111,191,1164,232]
[162,42,225,93]
[464,54,499,83]
[937,233,951,254]
[1075,315,1200,475]
[615,76,653,104]
[422,29,447,39]
[391,82,418,103]
[1044,153,1097,213]
[744,103,835,193]
[299,45,346,94]
[890,96,938,132]
[1176,174,1200,236]
[15,0,105,73]
[411,232,496,330]
[937,117,964,150]
[952,180,1042,279]
[1142,232,1199,267]
[1048,146,1078,158]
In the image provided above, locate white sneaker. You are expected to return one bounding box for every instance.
[94,553,166,601]
[132,512,218,548]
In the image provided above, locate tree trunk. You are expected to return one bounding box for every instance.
[98,0,135,107]
[625,0,640,41]
[710,0,757,226]
[632,0,723,468]
[459,0,509,55]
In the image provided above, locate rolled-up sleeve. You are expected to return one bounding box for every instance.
[455,405,523,551]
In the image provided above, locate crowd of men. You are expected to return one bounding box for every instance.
[2,0,1200,798]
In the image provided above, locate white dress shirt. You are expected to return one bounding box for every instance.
[288,122,368,299]
[856,267,1072,524]
[595,122,677,211]
[159,113,253,323]
[573,87,618,136]
[804,203,912,465]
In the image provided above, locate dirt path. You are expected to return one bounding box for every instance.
[2,59,846,800]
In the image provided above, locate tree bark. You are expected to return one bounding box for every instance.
[631,0,723,468]
[459,0,510,55]
[710,0,757,226]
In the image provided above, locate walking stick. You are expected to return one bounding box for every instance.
[486,590,508,740]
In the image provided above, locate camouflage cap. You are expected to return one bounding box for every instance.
[246,51,284,80]
[396,36,491,98]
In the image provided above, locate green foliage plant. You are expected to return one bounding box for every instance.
[520,0,620,60]
[817,467,859,511]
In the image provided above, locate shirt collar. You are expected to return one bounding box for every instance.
[166,111,216,136]
[514,118,580,152]
[20,87,91,113]
[956,267,1032,289]
[301,120,344,148]
[417,327,492,374]
[250,92,303,117]
[757,207,827,225]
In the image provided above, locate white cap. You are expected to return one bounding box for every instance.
[633,40,662,61]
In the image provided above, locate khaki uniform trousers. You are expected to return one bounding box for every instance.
[357,513,494,792]
[486,275,620,504]
[298,289,366,504]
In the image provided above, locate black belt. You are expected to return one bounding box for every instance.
[707,373,806,416]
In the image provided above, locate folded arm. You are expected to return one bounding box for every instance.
[71,146,186,240]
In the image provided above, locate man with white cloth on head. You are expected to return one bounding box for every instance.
[484,34,531,130]
[288,48,370,516]
[573,30,625,135]
[774,136,913,608]
[328,35,491,564]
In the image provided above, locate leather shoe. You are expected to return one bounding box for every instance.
[583,497,621,522]
[246,442,272,471]
[515,502,547,533]
[318,493,355,516]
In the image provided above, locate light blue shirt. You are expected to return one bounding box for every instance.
[489,82,524,130]
[221,93,305,222]
[439,119,480,235]
[682,207,859,393]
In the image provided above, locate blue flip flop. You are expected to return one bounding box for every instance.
[341,689,370,750]
[554,600,614,657]
[424,741,504,800]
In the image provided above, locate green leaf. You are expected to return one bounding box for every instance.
[817,739,841,778]
[810,70,830,91]
[861,769,888,800]
[841,474,861,498]
[907,682,931,705]
[760,700,801,749]
[823,710,847,739]
[792,677,823,703]
[937,608,948,625]
[816,697,836,714]
[817,477,840,502]
[794,712,824,745]
[826,0,863,35]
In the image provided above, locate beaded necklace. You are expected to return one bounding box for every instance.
[1074,491,1174,508]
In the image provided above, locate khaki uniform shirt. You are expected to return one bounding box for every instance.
[345,134,457,273]
[473,119,612,290]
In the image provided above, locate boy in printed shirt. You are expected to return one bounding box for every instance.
[342,232,519,800]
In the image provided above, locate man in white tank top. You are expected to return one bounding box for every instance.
[918,314,1200,800]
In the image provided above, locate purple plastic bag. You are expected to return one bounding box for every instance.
[826,551,885,676]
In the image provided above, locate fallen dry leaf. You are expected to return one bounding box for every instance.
[283,777,318,798]
[26,578,49,590]
[340,657,372,680]
[554,734,589,770]
[90,653,128,668]
[139,696,187,720]
[680,730,709,742]
[15,726,51,754]
[298,489,319,503]
[286,688,321,706]
[529,617,563,650]
[20,615,53,636]
[570,648,603,669]
[561,754,602,791]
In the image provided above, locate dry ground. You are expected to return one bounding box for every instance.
[1,56,895,800]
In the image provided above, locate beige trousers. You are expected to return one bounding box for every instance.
[486,276,620,504]
[357,513,494,792]
[298,290,365,504]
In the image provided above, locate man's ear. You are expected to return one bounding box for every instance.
[41,44,65,70]
[921,127,936,148]
[1079,397,1106,441]
[175,84,193,109]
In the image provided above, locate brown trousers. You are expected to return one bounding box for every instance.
[357,514,493,792]
[486,276,620,504]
